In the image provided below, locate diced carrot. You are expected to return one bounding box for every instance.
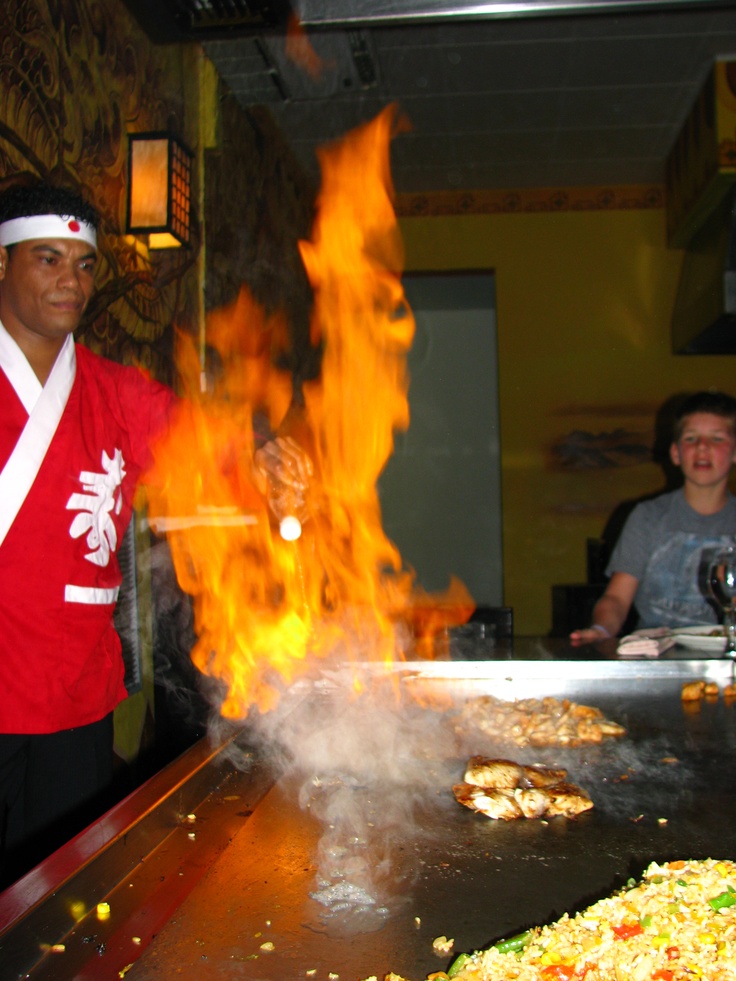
[540,967,575,980]
[613,923,644,940]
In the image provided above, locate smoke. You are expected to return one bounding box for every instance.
[240,646,457,936]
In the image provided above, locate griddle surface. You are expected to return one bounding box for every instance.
[129,679,736,981]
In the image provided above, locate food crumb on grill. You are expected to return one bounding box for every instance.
[414,916,421,927]
[306,971,317,977]
[328,973,339,979]
[259,941,274,952]
[432,935,454,954]
[657,817,668,825]
[50,944,66,953]
[186,813,196,823]
[187,832,196,839]
[132,937,141,945]
[96,902,110,920]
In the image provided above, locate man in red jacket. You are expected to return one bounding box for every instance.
[0,181,301,885]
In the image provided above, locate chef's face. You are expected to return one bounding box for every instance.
[0,236,97,347]
[670,412,736,487]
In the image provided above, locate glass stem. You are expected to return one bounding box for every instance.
[724,605,736,655]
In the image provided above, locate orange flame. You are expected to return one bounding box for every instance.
[285,13,328,81]
[144,107,473,719]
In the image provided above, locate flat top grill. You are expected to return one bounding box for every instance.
[3,652,736,981]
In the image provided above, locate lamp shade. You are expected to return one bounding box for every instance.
[127,132,193,249]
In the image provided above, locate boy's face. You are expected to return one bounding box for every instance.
[670,412,736,488]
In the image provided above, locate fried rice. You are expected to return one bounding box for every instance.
[370,858,736,981]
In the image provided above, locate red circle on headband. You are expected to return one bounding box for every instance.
[68,220,80,233]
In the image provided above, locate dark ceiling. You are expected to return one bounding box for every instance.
[124,0,736,195]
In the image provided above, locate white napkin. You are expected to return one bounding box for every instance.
[617,628,676,657]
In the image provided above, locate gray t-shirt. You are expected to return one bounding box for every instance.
[606,488,736,628]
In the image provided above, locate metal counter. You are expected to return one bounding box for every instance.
[2,651,736,981]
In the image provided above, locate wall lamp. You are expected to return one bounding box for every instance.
[126,132,193,249]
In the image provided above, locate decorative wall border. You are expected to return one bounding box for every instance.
[395,184,664,217]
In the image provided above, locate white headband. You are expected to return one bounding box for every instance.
[0,214,97,248]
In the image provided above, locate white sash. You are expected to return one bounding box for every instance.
[0,325,76,547]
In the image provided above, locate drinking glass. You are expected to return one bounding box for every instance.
[706,546,736,657]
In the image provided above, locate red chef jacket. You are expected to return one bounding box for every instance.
[0,323,176,733]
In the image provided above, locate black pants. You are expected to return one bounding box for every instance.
[0,713,114,887]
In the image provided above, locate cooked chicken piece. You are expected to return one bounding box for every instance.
[569,702,603,720]
[475,790,524,821]
[464,756,523,789]
[681,681,706,702]
[453,781,481,805]
[514,787,550,819]
[704,682,719,698]
[544,781,594,818]
[453,783,524,821]
[455,755,593,821]
[597,719,627,737]
[522,764,568,787]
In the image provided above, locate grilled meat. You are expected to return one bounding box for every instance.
[453,755,593,821]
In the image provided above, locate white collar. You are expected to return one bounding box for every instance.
[0,320,75,413]
[0,326,77,548]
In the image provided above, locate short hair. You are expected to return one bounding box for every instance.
[0,181,99,230]
[672,390,736,441]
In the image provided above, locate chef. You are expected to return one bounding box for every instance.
[0,180,305,885]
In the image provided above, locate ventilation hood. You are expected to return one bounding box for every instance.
[297,0,732,27]
[122,0,730,40]
[671,187,736,355]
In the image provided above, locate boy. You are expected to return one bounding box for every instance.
[571,390,736,644]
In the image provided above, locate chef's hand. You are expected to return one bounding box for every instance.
[254,436,314,528]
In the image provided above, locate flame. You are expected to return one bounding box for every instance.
[285,13,328,81]
[144,106,473,719]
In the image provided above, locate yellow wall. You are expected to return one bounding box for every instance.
[400,207,736,633]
